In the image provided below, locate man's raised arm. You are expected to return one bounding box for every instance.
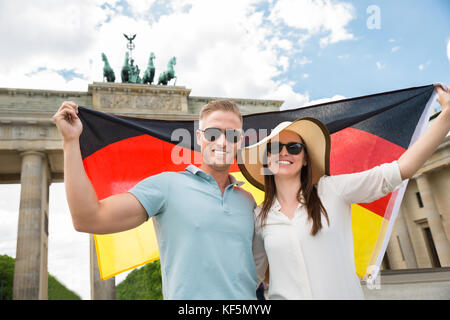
[52,101,148,234]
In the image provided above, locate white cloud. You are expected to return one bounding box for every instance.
[268,83,310,110]
[0,0,311,100]
[47,183,91,300]
[418,60,431,71]
[391,46,400,52]
[376,61,385,70]
[269,0,355,48]
[0,1,108,75]
[302,73,309,78]
[125,0,158,17]
[271,37,294,52]
[278,56,290,72]
[280,92,346,111]
[295,56,312,66]
[307,94,346,106]
[338,54,350,59]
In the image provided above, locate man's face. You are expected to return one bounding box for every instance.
[196,110,243,172]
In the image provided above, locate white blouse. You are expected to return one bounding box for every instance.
[253,161,403,300]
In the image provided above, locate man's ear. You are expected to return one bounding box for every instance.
[195,129,202,147]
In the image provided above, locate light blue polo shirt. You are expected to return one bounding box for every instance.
[128,164,257,300]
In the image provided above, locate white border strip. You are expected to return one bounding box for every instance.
[366,86,438,284]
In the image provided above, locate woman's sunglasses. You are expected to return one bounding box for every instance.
[199,127,242,144]
[266,141,305,155]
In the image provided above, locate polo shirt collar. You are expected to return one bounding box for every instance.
[229,173,245,187]
[185,164,244,187]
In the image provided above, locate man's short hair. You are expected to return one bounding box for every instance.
[199,100,243,125]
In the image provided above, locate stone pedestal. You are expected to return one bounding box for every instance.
[13,151,50,299]
[90,235,115,300]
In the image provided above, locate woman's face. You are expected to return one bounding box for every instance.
[267,130,306,178]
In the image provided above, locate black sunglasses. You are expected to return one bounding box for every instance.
[199,127,242,144]
[266,141,305,155]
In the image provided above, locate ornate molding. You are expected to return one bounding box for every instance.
[89,82,190,112]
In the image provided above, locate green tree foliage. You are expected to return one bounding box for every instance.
[0,255,14,300]
[48,274,81,300]
[116,260,163,300]
[0,255,81,300]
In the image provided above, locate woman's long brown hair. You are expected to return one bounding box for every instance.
[258,142,329,236]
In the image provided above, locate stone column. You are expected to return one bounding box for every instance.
[90,235,115,300]
[385,234,405,270]
[415,174,450,266]
[395,208,418,268]
[13,151,50,300]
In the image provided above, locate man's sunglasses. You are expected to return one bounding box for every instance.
[266,141,305,155]
[199,127,243,144]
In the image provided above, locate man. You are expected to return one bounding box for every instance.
[52,100,257,299]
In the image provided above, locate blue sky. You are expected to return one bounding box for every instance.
[273,0,450,100]
[0,0,449,300]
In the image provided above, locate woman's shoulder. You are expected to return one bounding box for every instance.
[253,204,265,233]
[316,174,334,191]
[316,174,347,201]
[254,203,263,217]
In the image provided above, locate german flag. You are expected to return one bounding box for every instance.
[78,84,436,281]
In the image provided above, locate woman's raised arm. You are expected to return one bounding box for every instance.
[398,84,450,180]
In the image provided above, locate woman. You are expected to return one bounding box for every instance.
[238,84,450,299]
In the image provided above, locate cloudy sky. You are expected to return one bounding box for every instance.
[0,0,449,300]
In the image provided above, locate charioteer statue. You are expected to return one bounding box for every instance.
[100,34,177,86]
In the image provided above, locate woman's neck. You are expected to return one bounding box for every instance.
[274,174,301,204]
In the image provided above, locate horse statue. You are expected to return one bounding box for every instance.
[142,52,156,85]
[121,52,131,83]
[101,53,115,82]
[158,56,177,85]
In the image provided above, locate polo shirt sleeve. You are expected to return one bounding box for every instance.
[323,161,403,205]
[127,172,169,218]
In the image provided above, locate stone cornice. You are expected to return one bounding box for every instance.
[0,87,88,97]
[189,95,284,107]
[412,135,450,177]
[0,109,199,122]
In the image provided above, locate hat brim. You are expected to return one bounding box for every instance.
[237,117,331,191]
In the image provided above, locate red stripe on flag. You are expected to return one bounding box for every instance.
[83,135,194,199]
[330,128,406,217]
[83,134,240,200]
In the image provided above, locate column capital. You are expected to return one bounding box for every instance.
[414,172,428,181]
[19,150,47,158]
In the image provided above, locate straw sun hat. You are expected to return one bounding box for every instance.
[237,117,331,191]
